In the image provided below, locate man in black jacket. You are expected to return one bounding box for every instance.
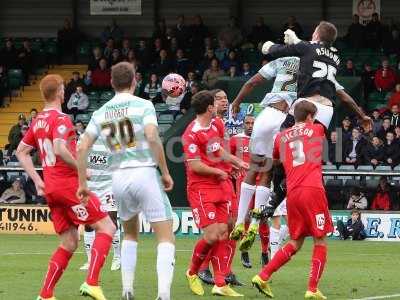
[345,14,365,49]
[385,104,400,127]
[363,136,385,167]
[343,127,366,165]
[337,210,366,240]
[384,131,400,167]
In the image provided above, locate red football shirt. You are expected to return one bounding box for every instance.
[182,118,227,187]
[273,122,325,193]
[21,109,78,193]
[230,133,251,164]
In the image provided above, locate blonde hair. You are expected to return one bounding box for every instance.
[40,74,64,101]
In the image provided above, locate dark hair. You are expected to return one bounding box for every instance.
[211,89,224,97]
[30,108,38,113]
[317,21,337,46]
[191,90,215,114]
[294,100,317,122]
[351,209,361,219]
[111,62,135,92]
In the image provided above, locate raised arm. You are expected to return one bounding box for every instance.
[231,74,265,114]
[336,89,372,129]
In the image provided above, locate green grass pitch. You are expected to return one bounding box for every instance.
[0,235,399,300]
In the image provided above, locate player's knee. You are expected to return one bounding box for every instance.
[62,236,78,252]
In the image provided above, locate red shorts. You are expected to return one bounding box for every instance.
[287,187,333,240]
[46,184,108,234]
[222,179,237,219]
[188,184,229,229]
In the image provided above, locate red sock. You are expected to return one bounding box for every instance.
[259,243,297,281]
[259,222,270,253]
[189,239,213,275]
[308,244,327,292]
[86,232,112,286]
[210,241,229,287]
[226,240,236,273]
[40,247,72,298]
[199,247,213,271]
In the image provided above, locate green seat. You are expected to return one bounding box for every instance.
[7,69,24,89]
[100,91,115,102]
[158,113,174,124]
[367,101,385,111]
[368,92,384,102]
[158,124,172,135]
[76,113,92,123]
[154,103,169,112]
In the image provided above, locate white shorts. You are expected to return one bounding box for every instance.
[250,106,287,157]
[290,98,333,129]
[112,167,173,222]
[273,198,287,217]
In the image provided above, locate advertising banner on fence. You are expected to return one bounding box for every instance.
[353,0,381,25]
[90,0,142,15]
[0,205,55,235]
[1,205,399,241]
[224,103,263,136]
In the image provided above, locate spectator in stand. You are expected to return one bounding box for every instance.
[388,83,400,108]
[361,63,376,97]
[163,92,185,119]
[249,16,273,46]
[67,86,89,121]
[345,14,365,49]
[347,189,368,210]
[363,136,385,167]
[343,127,366,165]
[366,13,383,49]
[374,57,398,92]
[185,71,198,90]
[371,109,383,134]
[327,131,339,165]
[0,65,6,107]
[385,104,400,127]
[384,131,400,167]
[103,38,115,61]
[199,48,216,74]
[337,209,366,240]
[281,16,303,39]
[169,37,179,55]
[83,70,92,91]
[65,71,84,102]
[57,18,79,63]
[153,18,168,42]
[174,49,191,77]
[377,117,393,141]
[189,15,209,62]
[134,71,145,98]
[371,177,392,210]
[153,49,173,78]
[17,39,33,84]
[342,116,353,141]
[126,49,138,68]
[0,39,17,70]
[218,16,243,49]
[88,47,103,71]
[228,66,238,78]
[101,19,124,44]
[121,38,132,58]
[202,58,224,89]
[0,177,26,204]
[92,58,111,90]
[74,120,85,137]
[339,59,358,76]
[152,38,164,62]
[110,49,122,66]
[136,39,150,68]
[173,15,189,48]
[203,37,214,54]
[395,126,400,140]
[241,62,254,79]
[180,82,200,114]
[144,73,162,103]
[215,39,229,62]
[6,114,26,157]
[221,50,240,72]
[27,108,38,127]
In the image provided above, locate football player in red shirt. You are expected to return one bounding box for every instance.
[251,100,333,300]
[183,91,247,297]
[230,115,271,268]
[16,75,116,300]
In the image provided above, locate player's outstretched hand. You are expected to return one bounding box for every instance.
[76,185,91,206]
[360,115,373,132]
[34,179,45,196]
[162,173,174,192]
[261,41,275,54]
[284,29,301,45]
[231,99,241,117]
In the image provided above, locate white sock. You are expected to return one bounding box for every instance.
[157,242,175,300]
[112,229,121,259]
[278,224,289,245]
[121,239,138,294]
[269,227,280,259]
[251,186,271,225]
[236,182,256,225]
[83,230,95,263]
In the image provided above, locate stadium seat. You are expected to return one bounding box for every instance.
[158,124,172,135]
[375,165,392,171]
[7,69,24,91]
[155,103,169,112]
[175,114,183,121]
[392,165,400,181]
[322,164,336,181]
[100,91,115,102]
[158,113,174,124]
[368,91,384,102]
[76,114,91,123]
[365,179,380,190]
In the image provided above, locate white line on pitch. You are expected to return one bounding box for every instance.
[352,293,400,300]
[1,249,192,256]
